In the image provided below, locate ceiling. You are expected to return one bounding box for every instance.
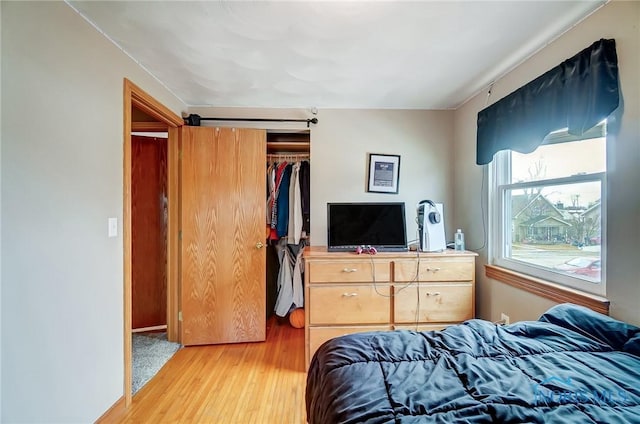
[68,1,605,110]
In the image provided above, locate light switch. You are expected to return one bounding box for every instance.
[108,217,118,238]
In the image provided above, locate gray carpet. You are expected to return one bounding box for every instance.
[132,332,181,394]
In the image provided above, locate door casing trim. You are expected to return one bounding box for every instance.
[123,78,183,405]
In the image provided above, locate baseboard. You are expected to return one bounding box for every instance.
[95,396,126,424]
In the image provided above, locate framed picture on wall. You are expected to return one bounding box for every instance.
[367,153,400,194]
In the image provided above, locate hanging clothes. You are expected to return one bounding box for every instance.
[276,164,292,238]
[299,160,311,234]
[274,239,294,317]
[269,161,288,241]
[266,159,310,242]
[288,162,303,245]
[266,162,276,226]
[274,239,306,317]
[265,157,309,318]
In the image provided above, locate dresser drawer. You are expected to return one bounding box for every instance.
[394,283,473,323]
[308,260,391,283]
[394,258,474,282]
[309,325,391,359]
[309,285,391,324]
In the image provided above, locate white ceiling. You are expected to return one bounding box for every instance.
[68,1,605,110]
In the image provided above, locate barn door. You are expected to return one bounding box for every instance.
[180,126,266,345]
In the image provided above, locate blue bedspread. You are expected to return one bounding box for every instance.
[306,304,640,423]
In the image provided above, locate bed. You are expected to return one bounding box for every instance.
[306,304,640,423]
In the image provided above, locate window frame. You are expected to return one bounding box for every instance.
[489,128,607,296]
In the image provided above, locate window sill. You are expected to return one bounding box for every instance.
[485,264,609,315]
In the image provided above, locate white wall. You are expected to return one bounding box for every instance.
[1,2,184,422]
[310,109,454,246]
[453,0,640,325]
[188,107,457,247]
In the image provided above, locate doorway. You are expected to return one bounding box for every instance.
[123,79,183,405]
[130,127,181,394]
[131,121,168,331]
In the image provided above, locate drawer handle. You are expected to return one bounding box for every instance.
[342,268,358,273]
[427,267,441,272]
[425,292,441,297]
[342,292,359,297]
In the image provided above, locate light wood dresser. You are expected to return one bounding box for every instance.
[304,246,477,367]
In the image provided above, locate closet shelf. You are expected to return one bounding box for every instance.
[267,141,310,153]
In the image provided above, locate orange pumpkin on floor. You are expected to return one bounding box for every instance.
[289,308,305,328]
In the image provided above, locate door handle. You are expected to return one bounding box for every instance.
[255,241,264,249]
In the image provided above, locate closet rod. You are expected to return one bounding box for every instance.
[267,153,310,160]
[184,114,318,128]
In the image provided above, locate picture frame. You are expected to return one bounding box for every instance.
[367,153,400,194]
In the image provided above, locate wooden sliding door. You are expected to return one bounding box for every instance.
[180,126,266,345]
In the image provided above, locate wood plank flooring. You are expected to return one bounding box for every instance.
[102,319,306,423]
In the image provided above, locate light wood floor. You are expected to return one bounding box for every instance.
[102,319,307,423]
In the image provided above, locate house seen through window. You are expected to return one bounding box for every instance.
[492,123,606,295]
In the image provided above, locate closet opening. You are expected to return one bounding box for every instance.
[265,130,310,329]
[130,107,181,395]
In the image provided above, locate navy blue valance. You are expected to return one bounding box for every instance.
[476,38,619,165]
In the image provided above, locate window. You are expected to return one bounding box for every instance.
[490,124,606,295]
